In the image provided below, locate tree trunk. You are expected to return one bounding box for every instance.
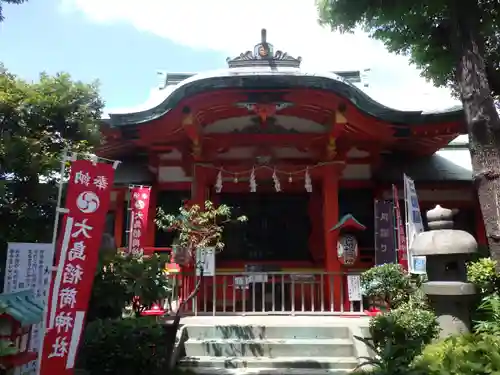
[453,0,500,272]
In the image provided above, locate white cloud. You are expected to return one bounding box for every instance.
[62,0,460,111]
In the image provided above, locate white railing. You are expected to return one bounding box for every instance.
[174,271,365,316]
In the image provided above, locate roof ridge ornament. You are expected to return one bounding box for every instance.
[226,28,302,68]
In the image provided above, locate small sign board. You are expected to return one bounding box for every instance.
[234,276,249,289]
[4,242,53,375]
[244,264,281,272]
[347,275,362,301]
[290,274,315,283]
[196,247,215,277]
[247,274,268,283]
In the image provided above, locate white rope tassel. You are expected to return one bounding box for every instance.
[305,167,313,193]
[215,171,223,193]
[272,168,281,192]
[250,167,257,192]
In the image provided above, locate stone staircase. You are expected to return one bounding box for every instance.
[176,317,369,375]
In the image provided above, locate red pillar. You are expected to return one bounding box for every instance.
[114,189,125,248]
[322,164,342,312]
[183,165,208,312]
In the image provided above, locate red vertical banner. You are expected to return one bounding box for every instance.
[40,159,116,375]
[392,184,408,271]
[128,186,151,256]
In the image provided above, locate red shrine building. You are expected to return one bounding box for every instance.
[97,30,484,314]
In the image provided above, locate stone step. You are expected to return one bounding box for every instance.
[185,325,351,340]
[179,356,359,370]
[179,367,355,375]
[184,338,355,358]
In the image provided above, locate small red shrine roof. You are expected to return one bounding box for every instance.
[0,351,37,369]
[330,214,366,232]
[0,290,43,327]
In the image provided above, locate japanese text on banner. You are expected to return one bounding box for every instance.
[392,184,408,271]
[40,159,115,375]
[374,200,397,266]
[403,175,426,274]
[128,186,151,256]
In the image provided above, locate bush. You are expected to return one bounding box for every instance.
[88,252,172,321]
[412,332,500,374]
[474,293,500,335]
[467,257,500,296]
[78,317,177,375]
[360,264,414,309]
[369,304,439,365]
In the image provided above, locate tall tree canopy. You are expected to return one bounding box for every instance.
[0,0,27,22]
[0,64,103,246]
[317,0,500,270]
[317,0,500,97]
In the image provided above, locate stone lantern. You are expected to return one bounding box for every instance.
[411,205,477,338]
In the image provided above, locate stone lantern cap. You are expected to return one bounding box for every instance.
[411,205,478,256]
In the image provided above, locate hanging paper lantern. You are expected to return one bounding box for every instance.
[304,167,312,193]
[288,174,293,183]
[272,168,281,192]
[215,170,223,193]
[233,173,239,183]
[337,234,359,266]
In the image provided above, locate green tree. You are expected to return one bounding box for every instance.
[0,64,103,247]
[317,0,500,271]
[0,0,27,22]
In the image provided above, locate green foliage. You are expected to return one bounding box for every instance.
[467,258,500,333]
[122,253,172,316]
[468,257,500,295]
[78,317,176,375]
[412,333,500,374]
[474,294,500,335]
[357,265,437,374]
[360,264,414,309]
[368,305,440,366]
[353,334,423,375]
[316,0,500,96]
[0,0,27,22]
[0,65,103,246]
[156,200,247,261]
[87,252,172,321]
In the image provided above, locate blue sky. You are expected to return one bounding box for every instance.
[0,0,225,109]
[0,0,459,113]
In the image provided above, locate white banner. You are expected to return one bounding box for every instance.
[196,247,215,277]
[403,175,426,274]
[4,243,53,375]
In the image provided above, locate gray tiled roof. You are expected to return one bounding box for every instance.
[374,154,472,182]
[114,161,153,185]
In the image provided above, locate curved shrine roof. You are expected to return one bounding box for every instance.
[105,29,464,129]
[106,67,464,127]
